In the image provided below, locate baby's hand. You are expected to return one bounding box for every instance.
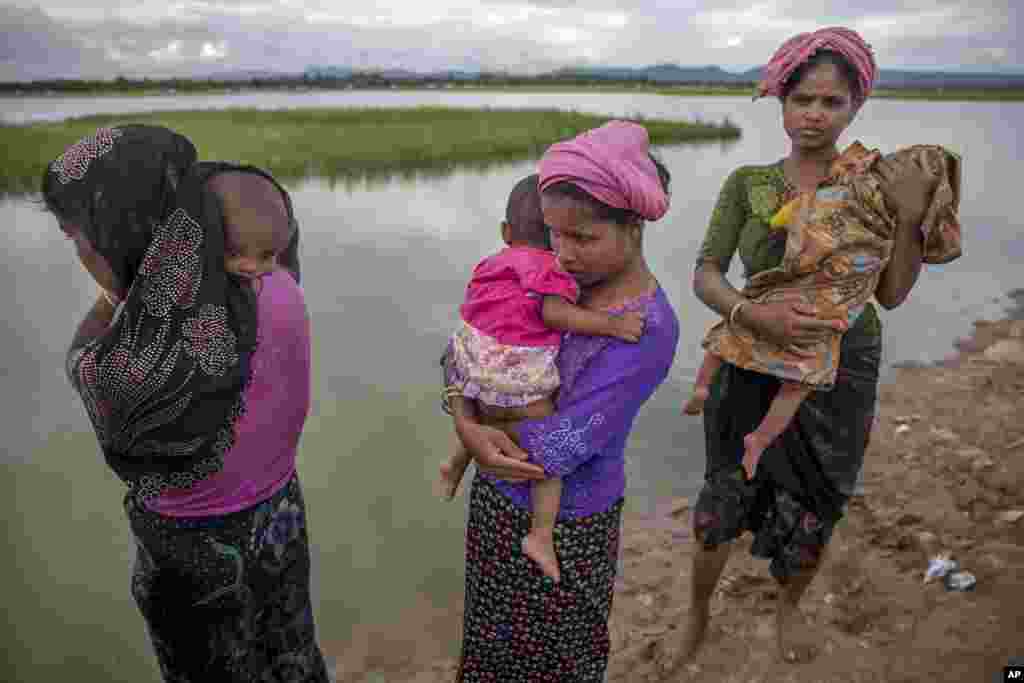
[611,311,645,343]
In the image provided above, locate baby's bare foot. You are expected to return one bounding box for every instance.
[742,432,770,480]
[777,604,819,663]
[436,460,465,501]
[522,532,560,583]
[682,387,709,415]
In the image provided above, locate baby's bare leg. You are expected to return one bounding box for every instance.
[487,397,565,582]
[683,352,722,415]
[523,477,563,583]
[437,440,473,501]
[742,381,812,479]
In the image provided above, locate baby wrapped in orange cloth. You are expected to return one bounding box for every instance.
[685,141,962,478]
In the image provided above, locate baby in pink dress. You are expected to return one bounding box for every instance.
[440,174,644,582]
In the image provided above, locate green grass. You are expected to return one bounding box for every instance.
[0,106,740,194]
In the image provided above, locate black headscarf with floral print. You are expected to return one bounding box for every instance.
[45,125,300,499]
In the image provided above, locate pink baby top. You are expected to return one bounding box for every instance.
[148,268,312,517]
[459,246,580,348]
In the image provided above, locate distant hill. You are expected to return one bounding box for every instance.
[5,62,1022,92]
[124,63,1024,90]
[195,69,296,82]
[553,64,748,83]
[874,69,1024,89]
[553,63,1024,89]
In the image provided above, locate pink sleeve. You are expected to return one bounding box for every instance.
[521,261,580,303]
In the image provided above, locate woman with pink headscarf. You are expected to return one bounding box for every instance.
[442,120,679,681]
[658,27,938,671]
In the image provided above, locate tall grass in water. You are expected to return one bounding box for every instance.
[0,107,741,194]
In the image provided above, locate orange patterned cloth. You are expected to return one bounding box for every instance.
[703,141,962,388]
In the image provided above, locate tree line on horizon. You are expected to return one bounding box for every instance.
[3,63,1024,94]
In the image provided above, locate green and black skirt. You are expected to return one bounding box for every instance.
[695,326,881,581]
[124,474,328,682]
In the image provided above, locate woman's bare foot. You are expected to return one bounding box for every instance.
[682,387,709,415]
[742,432,771,479]
[654,603,709,677]
[436,459,467,501]
[522,530,560,583]
[776,602,819,663]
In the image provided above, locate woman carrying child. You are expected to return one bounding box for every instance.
[44,125,328,681]
[444,120,679,681]
[439,172,646,583]
[659,27,947,671]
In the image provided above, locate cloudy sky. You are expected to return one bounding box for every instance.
[3,0,1022,81]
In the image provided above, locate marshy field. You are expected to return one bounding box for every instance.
[0,106,740,193]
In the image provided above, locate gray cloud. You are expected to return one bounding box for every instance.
[1,4,110,79]
[2,0,1021,81]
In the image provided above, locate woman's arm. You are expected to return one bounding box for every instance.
[515,331,673,478]
[449,395,546,482]
[445,315,673,481]
[69,293,118,352]
[694,262,845,350]
[874,214,924,309]
[693,261,748,320]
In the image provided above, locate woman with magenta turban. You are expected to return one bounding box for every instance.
[444,120,679,681]
[659,27,939,671]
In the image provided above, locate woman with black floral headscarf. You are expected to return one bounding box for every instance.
[43,124,327,682]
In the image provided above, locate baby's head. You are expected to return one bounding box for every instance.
[502,174,550,250]
[209,172,294,280]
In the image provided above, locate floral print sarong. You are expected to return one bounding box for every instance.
[457,478,622,682]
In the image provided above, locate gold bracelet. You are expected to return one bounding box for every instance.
[729,300,746,327]
[441,385,464,416]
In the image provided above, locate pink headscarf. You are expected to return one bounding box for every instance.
[755,27,877,106]
[538,120,669,222]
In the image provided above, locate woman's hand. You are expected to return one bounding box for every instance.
[875,157,937,231]
[741,300,847,352]
[99,288,122,308]
[69,291,120,350]
[455,418,546,483]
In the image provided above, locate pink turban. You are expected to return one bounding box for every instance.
[755,27,877,106]
[538,120,669,222]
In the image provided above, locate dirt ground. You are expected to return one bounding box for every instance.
[331,306,1024,683]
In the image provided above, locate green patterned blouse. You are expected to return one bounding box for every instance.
[698,161,882,341]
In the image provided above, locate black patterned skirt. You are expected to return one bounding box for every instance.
[124,474,328,682]
[695,333,881,581]
[457,477,623,682]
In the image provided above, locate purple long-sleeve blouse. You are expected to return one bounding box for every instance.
[447,286,679,519]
